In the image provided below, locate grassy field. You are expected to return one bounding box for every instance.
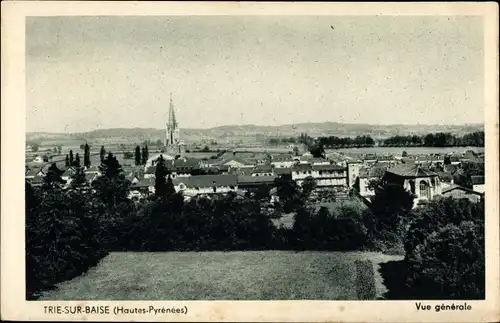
[38,251,402,300]
[328,146,484,156]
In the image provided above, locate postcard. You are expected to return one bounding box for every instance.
[1,1,499,322]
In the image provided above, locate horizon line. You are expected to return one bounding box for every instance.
[26,121,485,134]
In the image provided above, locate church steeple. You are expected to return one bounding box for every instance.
[165,93,180,149]
[168,93,178,130]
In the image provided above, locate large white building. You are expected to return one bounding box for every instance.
[291,164,348,187]
[172,175,238,197]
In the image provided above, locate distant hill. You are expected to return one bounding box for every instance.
[26,122,484,145]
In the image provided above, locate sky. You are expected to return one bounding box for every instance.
[26,16,484,133]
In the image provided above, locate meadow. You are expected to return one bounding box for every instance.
[328,146,484,156]
[38,251,402,300]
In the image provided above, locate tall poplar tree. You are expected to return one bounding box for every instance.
[154,155,167,198]
[69,150,74,166]
[74,153,81,167]
[135,146,141,166]
[84,143,91,168]
[100,146,106,163]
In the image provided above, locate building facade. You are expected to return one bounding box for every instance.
[292,164,348,187]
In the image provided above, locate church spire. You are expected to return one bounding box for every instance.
[165,93,180,149]
[169,93,178,129]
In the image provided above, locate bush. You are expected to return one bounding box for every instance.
[404,197,485,299]
[25,184,110,299]
[291,205,368,251]
[125,194,276,252]
[405,221,484,299]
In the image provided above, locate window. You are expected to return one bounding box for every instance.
[419,181,431,199]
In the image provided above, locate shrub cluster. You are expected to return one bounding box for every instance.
[25,183,112,299]
[403,197,485,299]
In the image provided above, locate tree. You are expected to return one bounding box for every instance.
[32,143,39,152]
[135,146,141,166]
[70,166,87,188]
[42,155,49,162]
[100,146,106,163]
[57,145,62,154]
[202,145,210,152]
[274,176,303,213]
[404,198,484,299]
[301,176,317,198]
[141,145,149,165]
[166,175,176,197]
[402,151,408,157]
[43,163,65,189]
[73,153,81,167]
[154,155,169,198]
[366,182,416,246]
[92,152,130,208]
[65,154,70,167]
[309,144,325,158]
[84,143,91,168]
[453,162,484,189]
[293,146,299,156]
[99,152,123,179]
[69,150,74,165]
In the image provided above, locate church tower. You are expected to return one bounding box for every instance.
[165,93,181,155]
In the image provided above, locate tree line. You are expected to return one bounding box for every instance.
[381,131,484,147]
[269,131,484,150]
[26,153,484,300]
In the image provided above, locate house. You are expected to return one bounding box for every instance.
[442,184,484,203]
[212,156,254,169]
[30,175,45,187]
[144,153,176,169]
[61,167,77,183]
[363,154,378,165]
[309,158,331,166]
[356,167,387,198]
[84,165,101,176]
[86,173,100,183]
[273,167,293,179]
[32,155,44,163]
[126,172,141,184]
[129,177,155,197]
[376,155,396,165]
[380,164,442,208]
[445,155,461,166]
[346,162,362,188]
[166,158,203,176]
[144,166,156,179]
[270,154,297,168]
[292,164,347,188]
[251,164,274,177]
[172,174,238,196]
[237,175,277,191]
[25,168,45,179]
[436,171,454,189]
[471,175,485,193]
